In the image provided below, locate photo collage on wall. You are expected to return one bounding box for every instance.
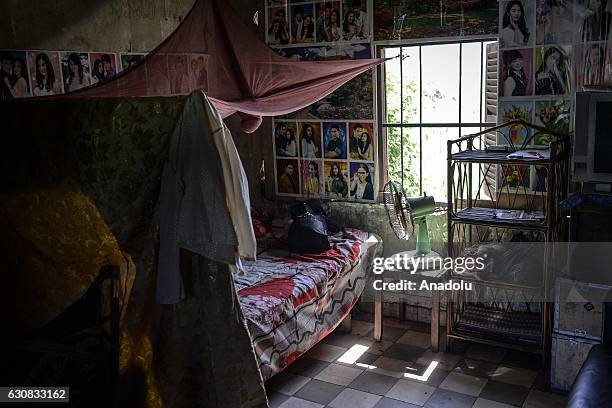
[268,0,377,200]
[1,49,125,99]
[273,119,376,201]
[0,49,210,100]
[496,0,610,192]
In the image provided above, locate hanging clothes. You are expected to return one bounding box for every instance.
[157,92,238,304]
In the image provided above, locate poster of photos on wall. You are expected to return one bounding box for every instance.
[0,48,217,101]
[495,0,610,192]
[0,49,124,100]
[266,0,371,47]
[273,118,376,201]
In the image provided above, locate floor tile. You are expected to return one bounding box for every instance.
[356,352,380,366]
[305,343,348,362]
[294,379,344,405]
[385,378,436,406]
[373,326,408,342]
[479,380,529,407]
[383,343,427,363]
[352,310,374,323]
[522,389,567,408]
[373,397,420,408]
[447,339,470,354]
[406,321,432,334]
[371,356,412,378]
[452,358,498,378]
[424,388,476,408]
[324,333,374,349]
[328,388,382,408]
[314,363,363,386]
[403,363,450,387]
[352,320,375,336]
[268,391,291,408]
[472,397,516,408]
[349,371,400,396]
[286,357,330,378]
[396,330,432,348]
[464,344,507,364]
[383,317,414,330]
[439,372,488,397]
[501,350,543,371]
[416,350,461,372]
[278,396,324,408]
[368,340,394,355]
[267,372,312,395]
[490,365,537,388]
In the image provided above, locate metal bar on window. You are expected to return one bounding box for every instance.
[419,45,423,196]
[400,46,404,189]
[458,43,462,140]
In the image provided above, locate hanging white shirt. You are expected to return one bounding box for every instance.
[202,92,257,264]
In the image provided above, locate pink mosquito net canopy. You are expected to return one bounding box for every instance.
[63,0,387,132]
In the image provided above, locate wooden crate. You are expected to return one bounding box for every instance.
[550,332,598,391]
[554,277,609,341]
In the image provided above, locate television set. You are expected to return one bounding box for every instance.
[573,91,612,191]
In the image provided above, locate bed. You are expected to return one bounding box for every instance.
[234,228,382,380]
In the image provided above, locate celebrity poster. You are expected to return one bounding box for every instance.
[499,48,534,97]
[275,121,298,157]
[349,161,375,201]
[324,161,349,198]
[0,50,31,98]
[60,52,91,93]
[120,53,146,71]
[145,54,171,96]
[298,122,322,158]
[534,45,572,96]
[323,122,347,159]
[268,6,290,45]
[168,54,190,94]
[276,158,300,195]
[575,42,610,90]
[348,122,374,160]
[88,52,117,84]
[300,160,323,196]
[27,50,63,96]
[535,0,574,45]
[186,54,209,91]
[315,1,342,43]
[499,0,535,48]
[290,3,315,43]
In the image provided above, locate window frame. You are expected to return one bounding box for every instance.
[375,37,498,203]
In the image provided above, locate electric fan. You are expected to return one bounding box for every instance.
[383,180,441,268]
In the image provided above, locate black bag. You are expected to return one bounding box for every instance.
[304,199,342,235]
[288,202,331,254]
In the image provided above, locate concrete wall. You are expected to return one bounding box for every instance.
[0,0,263,51]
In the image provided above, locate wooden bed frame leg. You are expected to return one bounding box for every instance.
[374,286,382,341]
[339,314,352,333]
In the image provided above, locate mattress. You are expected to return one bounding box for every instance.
[235,228,382,380]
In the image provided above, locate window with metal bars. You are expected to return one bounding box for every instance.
[378,39,498,203]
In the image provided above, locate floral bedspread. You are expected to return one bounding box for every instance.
[235,228,381,380]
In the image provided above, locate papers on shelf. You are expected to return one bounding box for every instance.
[506,149,550,160]
[494,209,545,221]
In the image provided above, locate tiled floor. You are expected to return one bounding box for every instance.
[265,314,567,408]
